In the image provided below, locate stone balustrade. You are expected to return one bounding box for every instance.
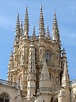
[0,79,19,89]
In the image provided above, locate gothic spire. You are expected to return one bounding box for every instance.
[46,26,50,39]
[32,26,36,39]
[39,6,45,37]
[15,14,20,43]
[61,49,70,87]
[52,11,60,41]
[24,7,29,38]
[62,60,70,87]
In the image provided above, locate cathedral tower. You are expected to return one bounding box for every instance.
[7,6,71,102]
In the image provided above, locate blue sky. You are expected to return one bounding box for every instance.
[0,0,76,80]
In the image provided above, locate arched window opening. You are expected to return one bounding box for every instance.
[0,92,9,102]
[54,99,58,102]
[43,99,45,102]
[49,73,51,79]
[51,97,53,102]
[45,50,52,66]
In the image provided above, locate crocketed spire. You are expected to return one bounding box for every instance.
[39,6,45,37]
[52,11,60,41]
[61,49,70,87]
[15,14,20,43]
[24,7,29,38]
[62,60,70,87]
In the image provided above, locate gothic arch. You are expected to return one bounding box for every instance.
[43,99,45,102]
[0,92,10,102]
[51,97,53,102]
[45,50,52,66]
[54,99,58,102]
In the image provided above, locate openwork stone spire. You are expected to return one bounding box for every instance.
[15,14,20,43]
[24,7,29,38]
[39,6,45,37]
[52,12,60,41]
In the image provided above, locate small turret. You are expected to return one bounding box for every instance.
[39,6,45,38]
[52,12,60,41]
[37,59,52,102]
[24,7,29,38]
[61,48,67,70]
[62,59,70,87]
[28,40,36,73]
[61,50,70,102]
[27,40,36,98]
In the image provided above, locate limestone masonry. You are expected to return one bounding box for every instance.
[0,6,76,102]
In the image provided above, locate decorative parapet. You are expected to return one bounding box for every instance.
[37,87,53,94]
[0,79,19,89]
[37,85,60,94]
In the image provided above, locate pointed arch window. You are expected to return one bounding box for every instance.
[43,99,45,102]
[0,92,9,102]
[45,50,52,66]
[51,97,53,102]
[54,99,58,102]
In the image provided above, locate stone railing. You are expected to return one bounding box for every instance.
[37,87,52,93]
[0,79,19,89]
[37,85,60,94]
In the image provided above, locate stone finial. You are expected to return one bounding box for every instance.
[62,58,70,87]
[24,7,29,38]
[15,14,20,43]
[39,5,45,37]
[52,11,60,41]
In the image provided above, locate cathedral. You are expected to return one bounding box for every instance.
[0,6,76,102]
